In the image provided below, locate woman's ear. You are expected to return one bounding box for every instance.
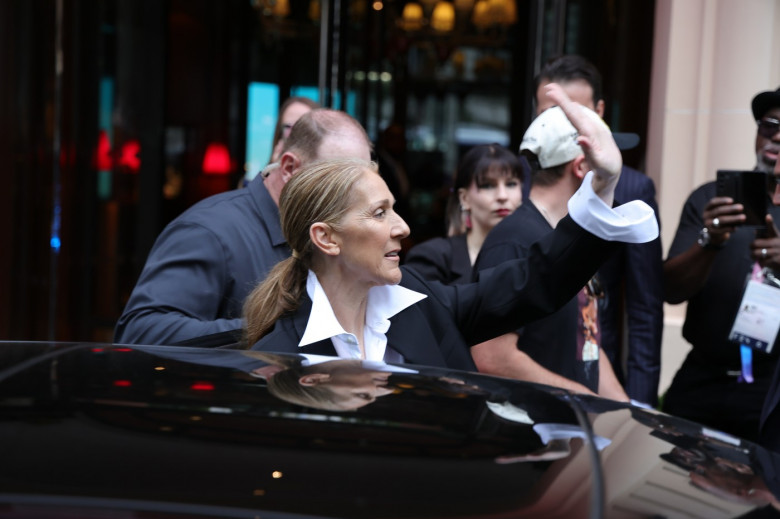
[310,223,340,256]
[299,373,331,386]
[458,187,470,211]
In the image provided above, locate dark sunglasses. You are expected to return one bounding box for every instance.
[757,117,780,139]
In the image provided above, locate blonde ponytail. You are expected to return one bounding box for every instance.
[242,158,379,347]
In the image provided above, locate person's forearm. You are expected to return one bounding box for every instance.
[115,310,243,345]
[663,243,719,303]
[597,348,629,402]
[471,335,596,395]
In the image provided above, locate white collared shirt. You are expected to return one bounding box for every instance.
[298,270,427,362]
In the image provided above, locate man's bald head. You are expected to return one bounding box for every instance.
[265,109,373,205]
[282,109,373,164]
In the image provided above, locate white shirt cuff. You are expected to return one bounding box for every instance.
[568,171,659,243]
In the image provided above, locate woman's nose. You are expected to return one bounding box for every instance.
[393,213,410,238]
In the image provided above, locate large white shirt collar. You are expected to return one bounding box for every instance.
[298,270,427,361]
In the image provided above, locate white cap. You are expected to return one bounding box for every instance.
[520,105,609,169]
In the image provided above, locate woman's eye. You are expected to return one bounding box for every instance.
[477,183,495,190]
[356,393,372,400]
[374,209,386,218]
[507,180,520,188]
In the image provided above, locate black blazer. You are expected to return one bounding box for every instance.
[251,215,621,371]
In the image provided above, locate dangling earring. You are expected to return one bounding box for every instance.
[461,205,472,230]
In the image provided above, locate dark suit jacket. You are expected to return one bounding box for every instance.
[251,215,621,371]
[597,165,664,406]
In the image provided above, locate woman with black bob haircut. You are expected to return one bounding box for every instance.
[405,143,523,284]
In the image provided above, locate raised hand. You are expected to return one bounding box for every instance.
[543,82,622,200]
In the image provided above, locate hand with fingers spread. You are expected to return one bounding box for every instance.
[701,196,746,248]
[751,214,780,269]
[543,82,622,202]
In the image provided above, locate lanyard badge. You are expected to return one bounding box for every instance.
[728,263,780,383]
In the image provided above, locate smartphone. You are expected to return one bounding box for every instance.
[715,170,768,228]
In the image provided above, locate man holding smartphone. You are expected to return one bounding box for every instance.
[662,87,780,442]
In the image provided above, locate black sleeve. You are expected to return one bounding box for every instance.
[420,215,621,346]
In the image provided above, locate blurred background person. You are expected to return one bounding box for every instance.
[404,143,523,285]
[269,97,320,164]
[241,96,320,187]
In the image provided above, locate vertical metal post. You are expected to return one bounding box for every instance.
[318,0,343,109]
[48,0,64,340]
[318,0,331,106]
[553,0,567,55]
[331,0,342,108]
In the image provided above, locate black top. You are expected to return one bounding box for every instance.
[404,234,473,285]
[667,181,780,369]
[475,201,600,391]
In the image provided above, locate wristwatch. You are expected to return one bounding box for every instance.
[697,227,724,250]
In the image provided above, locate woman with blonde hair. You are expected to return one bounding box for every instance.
[241,84,658,371]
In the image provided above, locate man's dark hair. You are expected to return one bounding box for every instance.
[534,54,604,105]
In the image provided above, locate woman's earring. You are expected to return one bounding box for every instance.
[461,206,472,230]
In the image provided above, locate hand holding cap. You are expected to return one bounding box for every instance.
[544,83,622,202]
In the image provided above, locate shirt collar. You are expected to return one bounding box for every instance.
[298,270,427,347]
